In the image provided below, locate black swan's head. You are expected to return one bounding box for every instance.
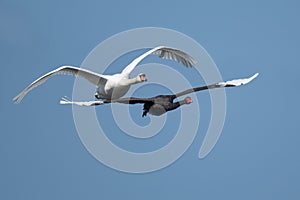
[184,96,193,104]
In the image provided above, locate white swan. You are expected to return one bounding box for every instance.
[13,46,196,103]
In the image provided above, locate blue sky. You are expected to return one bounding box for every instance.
[1,0,299,199]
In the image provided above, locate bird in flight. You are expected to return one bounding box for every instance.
[61,73,259,117]
[13,46,196,104]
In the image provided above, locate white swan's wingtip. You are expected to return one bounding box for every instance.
[13,95,21,104]
[13,98,18,104]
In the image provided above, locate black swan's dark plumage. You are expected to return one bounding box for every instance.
[102,95,191,117]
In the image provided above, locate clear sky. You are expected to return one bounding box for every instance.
[1,0,299,199]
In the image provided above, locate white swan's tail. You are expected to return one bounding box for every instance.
[60,96,104,106]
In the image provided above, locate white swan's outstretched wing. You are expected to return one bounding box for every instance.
[121,46,196,75]
[13,66,107,103]
[60,97,104,106]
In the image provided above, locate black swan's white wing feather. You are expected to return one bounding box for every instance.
[218,73,259,87]
[59,96,153,106]
[60,96,104,106]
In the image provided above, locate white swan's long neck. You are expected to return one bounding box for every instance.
[123,77,140,85]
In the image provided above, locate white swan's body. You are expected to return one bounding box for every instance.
[13,46,196,103]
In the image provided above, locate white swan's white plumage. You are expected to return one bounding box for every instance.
[13,46,196,103]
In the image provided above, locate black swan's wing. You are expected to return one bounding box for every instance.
[175,73,259,98]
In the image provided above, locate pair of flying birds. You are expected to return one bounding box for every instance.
[13,46,258,117]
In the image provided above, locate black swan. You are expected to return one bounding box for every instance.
[61,73,258,117]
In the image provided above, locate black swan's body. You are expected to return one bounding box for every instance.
[103,95,192,117]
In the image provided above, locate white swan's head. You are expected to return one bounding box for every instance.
[137,73,147,82]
